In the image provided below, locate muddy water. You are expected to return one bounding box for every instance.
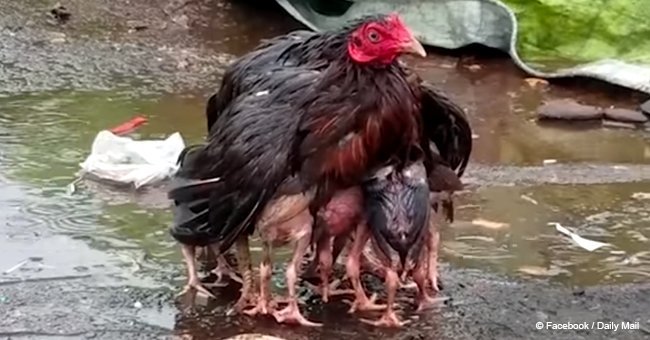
[0,0,649,338]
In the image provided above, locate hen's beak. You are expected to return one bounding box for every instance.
[402,34,427,58]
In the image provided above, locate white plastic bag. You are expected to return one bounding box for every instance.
[79,130,186,189]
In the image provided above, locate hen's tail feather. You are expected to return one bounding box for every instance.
[167,178,223,202]
[214,188,271,254]
[419,82,473,178]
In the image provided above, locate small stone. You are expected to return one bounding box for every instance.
[640,99,650,115]
[537,99,603,120]
[49,3,71,24]
[48,32,67,44]
[603,107,648,123]
[172,14,189,29]
[133,301,143,309]
[126,20,148,32]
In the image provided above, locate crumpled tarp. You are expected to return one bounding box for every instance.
[275,0,650,94]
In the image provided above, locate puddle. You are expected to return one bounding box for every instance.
[0,76,648,288]
[448,182,650,286]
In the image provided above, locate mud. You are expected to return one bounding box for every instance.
[1,0,649,339]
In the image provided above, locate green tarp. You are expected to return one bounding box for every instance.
[275,0,650,94]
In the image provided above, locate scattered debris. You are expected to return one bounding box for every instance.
[517,265,566,277]
[524,78,549,87]
[640,99,650,115]
[602,120,637,129]
[48,32,67,44]
[537,99,602,120]
[109,115,148,135]
[520,194,538,205]
[49,3,71,24]
[548,222,610,251]
[66,177,82,195]
[538,99,648,126]
[78,130,185,188]
[620,255,642,266]
[3,259,29,275]
[126,20,149,32]
[631,192,650,200]
[543,159,557,165]
[171,14,190,29]
[471,218,510,230]
[603,107,648,123]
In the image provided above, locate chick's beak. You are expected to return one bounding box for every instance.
[402,34,427,58]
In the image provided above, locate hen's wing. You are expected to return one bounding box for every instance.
[172,67,322,252]
[206,30,318,132]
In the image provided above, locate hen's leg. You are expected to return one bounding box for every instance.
[177,244,215,298]
[229,235,256,314]
[361,267,408,328]
[273,224,321,327]
[346,224,385,313]
[244,242,273,316]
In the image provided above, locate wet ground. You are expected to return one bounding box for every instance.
[1,0,649,339]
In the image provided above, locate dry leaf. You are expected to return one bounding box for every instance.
[471,218,510,229]
[632,192,650,200]
[524,78,549,87]
[520,194,538,205]
[518,265,563,277]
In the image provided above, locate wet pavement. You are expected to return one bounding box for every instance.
[1,0,649,339]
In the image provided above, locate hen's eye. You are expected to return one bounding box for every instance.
[367,29,380,43]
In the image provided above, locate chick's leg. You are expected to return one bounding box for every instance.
[244,242,273,316]
[205,249,243,288]
[273,218,321,327]
[229,235,256,314]
[414,250,438,312]
[427,228,442,292]
[177,244,215,298]
[361,267,408,328]
[317,236,333,302]
[346,224,385,313]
